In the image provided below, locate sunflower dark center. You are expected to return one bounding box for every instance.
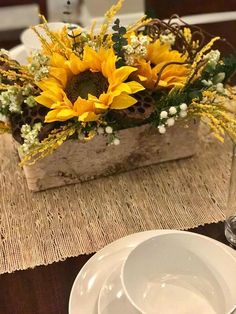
[65,70,109,103]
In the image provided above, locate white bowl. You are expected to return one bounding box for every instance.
[98,264,139,314]
[121,232,236,314]
[10,45,28,65]
[20,22,66,54]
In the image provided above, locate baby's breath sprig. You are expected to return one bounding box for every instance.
[96,125,120,145]
[20,124,77,166]
[28,50,49,81]
[20,123,42,155]
[104,125,120,145]
[0,86,23,113]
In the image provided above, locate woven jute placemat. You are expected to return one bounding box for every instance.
[0,125,231,274]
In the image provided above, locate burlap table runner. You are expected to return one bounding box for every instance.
[0,125,231,274]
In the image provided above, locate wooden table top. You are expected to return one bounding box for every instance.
[0,222,234,314]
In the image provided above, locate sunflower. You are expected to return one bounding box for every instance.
[35,46,144,123]
[135,40,190,90]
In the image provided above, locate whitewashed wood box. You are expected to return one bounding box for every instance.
[20,119,199,192]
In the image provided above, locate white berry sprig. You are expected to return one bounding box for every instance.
[96,125,121,146]
[158,103,188,134]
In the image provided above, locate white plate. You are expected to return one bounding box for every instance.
[68,230,236,314]
[98,263,139,314]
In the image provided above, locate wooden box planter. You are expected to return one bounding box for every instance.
[21,119,199,192]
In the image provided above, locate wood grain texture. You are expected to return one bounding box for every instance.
[21,120,199,191]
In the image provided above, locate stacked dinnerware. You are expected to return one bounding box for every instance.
[70,230,236,314]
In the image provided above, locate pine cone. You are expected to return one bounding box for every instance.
[110,90,156,128]
[10,104,57,144]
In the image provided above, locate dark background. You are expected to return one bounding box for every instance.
[0,0,235,51]
[146,0,236,50]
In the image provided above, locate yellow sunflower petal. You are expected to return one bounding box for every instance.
[50,52,67,68]
[111,66,136,87]
[40,90,63,103]
[111,83,132,96]
[36,42,145,122]
[45,108,75,122]
[138,75,147,81]
[98,93,114,106]
[125,81,145,93]
[34,94,54,108]
[44,109,60,122]
[36,78,60,91]
[158,80,168,87]
[95,102,109,110]
[110,93,137,109]
[78,112,100,122]
[87,94,98,101]
[62,93,73,107]
[50,102,64,109]
[67,53,88,75]
[135,39,189,90]
[110,81,144,99]
[147,40,178,65]
[83,46,101,72]
[50,67,68,87]
[56,108,76,120]
[101,49,117,78]
[73,97,94,115]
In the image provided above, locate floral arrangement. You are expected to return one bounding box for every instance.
[0,0,236,166]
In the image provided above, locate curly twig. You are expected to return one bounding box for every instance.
[141,15,235,62]
[154,61,190,88]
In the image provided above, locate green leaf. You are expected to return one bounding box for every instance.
[116,59,125,68]
[189,90,202,100]
[112,33,120,42]
[112,25,119,31]
[118,26,126,35]
[114,18,120,25]
[113,42,121,51]
[120,38,128,46]
[204,64,214,74]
